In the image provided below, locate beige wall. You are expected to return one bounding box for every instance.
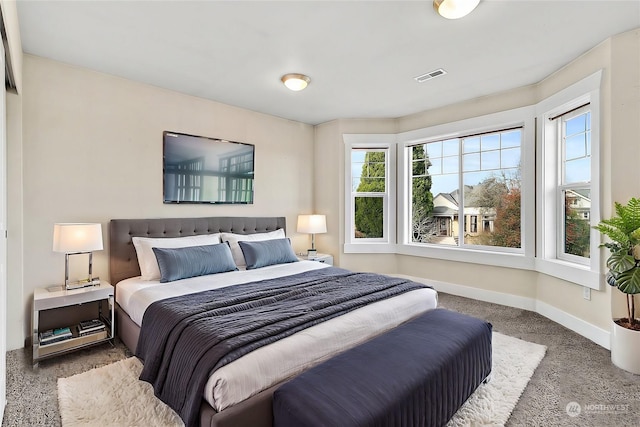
[315,29,640,336]
[8,55,315,349]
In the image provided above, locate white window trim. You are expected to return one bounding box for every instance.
[340,71,603,291]
[343,134,396,253]
[536,70,602,289]
[396,106,536,269]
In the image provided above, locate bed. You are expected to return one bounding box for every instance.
[109,216,439,427]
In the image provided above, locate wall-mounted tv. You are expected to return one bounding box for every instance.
[163,131,255,204]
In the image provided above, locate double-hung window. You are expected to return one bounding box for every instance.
[558,105,591,262]
[537,71,601,288]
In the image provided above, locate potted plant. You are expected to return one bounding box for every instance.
[595,197,640,374]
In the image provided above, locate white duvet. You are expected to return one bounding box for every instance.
[116,261,438,412]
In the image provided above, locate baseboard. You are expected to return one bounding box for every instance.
[392,274,611,350]
[535,300,610,349]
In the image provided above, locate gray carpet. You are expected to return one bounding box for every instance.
[2,292,639,427]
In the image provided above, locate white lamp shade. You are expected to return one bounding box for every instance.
[297,215,327,234]
[434,0,480,19]
[53,223,104,253]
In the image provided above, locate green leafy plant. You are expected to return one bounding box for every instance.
[594,197,640,330]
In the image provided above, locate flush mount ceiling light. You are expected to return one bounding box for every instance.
[281,73,310,91]
[433,0,480,19]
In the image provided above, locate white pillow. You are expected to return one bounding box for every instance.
[132,234,221,280]
[221,229,285,268]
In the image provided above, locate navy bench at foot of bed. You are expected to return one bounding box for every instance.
[272,308,492,427]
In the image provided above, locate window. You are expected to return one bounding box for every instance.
[537,71,601,288]
[344,135,396,251]
[408,127,523,252]
[352,149,386,239]
[342,71,601,289]
[558,106,591,261]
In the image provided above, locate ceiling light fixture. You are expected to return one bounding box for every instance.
[433,0,480,19]
[281,73,310,91]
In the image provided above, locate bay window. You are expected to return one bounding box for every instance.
[342,71,601,288]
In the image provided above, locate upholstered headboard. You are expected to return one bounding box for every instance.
[109,216,286,287]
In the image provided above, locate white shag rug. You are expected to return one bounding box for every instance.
[447,332,546,427]
[58,332,546,427]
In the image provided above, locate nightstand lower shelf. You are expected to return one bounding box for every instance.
[37,330,109,358]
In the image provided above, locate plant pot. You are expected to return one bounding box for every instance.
[611,319,640,375]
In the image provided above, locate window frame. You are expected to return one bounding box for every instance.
[343,134,396,253]
[396,107,536,270]
[535,71,602,289]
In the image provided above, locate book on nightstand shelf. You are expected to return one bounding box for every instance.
[39,327,73,345]
[77,319,106,336]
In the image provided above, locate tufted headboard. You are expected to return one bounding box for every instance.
[109,216,286,287]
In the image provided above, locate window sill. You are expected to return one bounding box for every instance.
[344,243,396,254]
[344,243,602,290]
[535,258,602,290]
[397,244,534,270]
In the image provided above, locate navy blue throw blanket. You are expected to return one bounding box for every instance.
[136,267,430,427]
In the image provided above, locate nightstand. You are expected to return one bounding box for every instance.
[299,253,334,266]
[32,282,114,366]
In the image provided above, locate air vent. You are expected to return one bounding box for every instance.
[414,68,447,83]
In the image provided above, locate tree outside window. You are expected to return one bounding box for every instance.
[353,150,386,239]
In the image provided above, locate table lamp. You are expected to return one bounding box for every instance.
[297,214,327,257]
[53,223,103,290]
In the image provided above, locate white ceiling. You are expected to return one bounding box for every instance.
[16,1,640,125]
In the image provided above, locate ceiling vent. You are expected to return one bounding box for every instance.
[414,68,447,83]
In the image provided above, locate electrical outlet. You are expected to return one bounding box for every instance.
[583,286,591,300]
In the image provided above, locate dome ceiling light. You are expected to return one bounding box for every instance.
[281,73,311,91]
[433,0,480,19]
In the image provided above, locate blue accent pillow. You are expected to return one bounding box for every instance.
[152,243,238,283]
[238,238,299,270]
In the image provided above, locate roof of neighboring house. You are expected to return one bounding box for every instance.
[432,206,458,217]
[567,188,591,201]
[433,186,475,209]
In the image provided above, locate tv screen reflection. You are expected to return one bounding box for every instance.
[163,131,254,204]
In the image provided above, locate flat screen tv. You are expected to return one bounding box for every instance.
[163,131,255,204]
